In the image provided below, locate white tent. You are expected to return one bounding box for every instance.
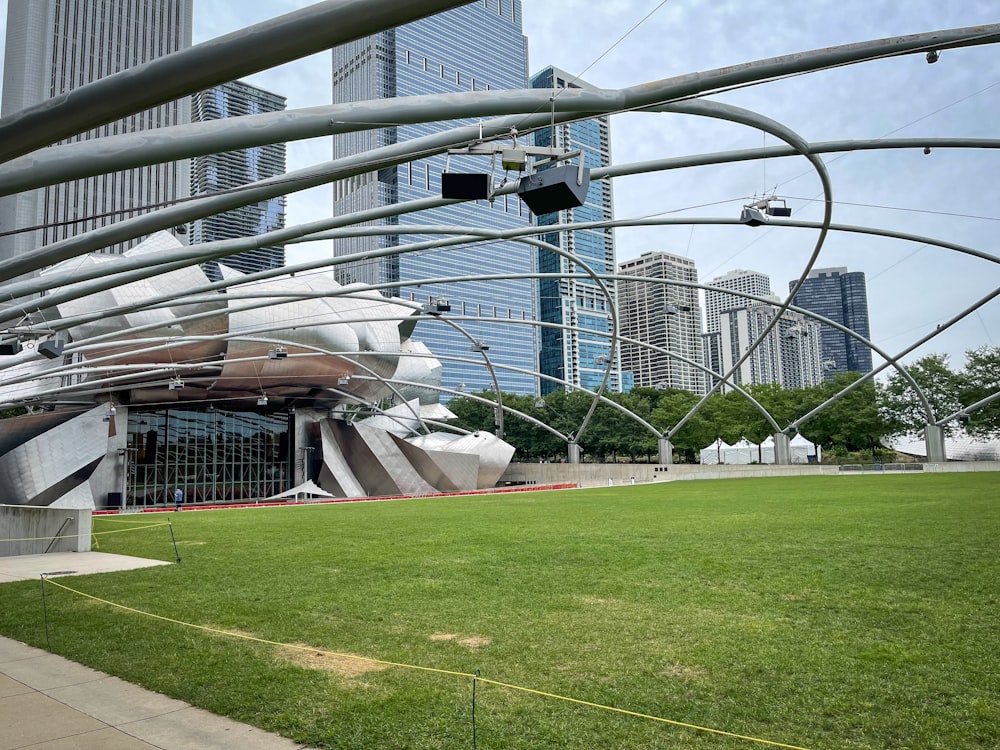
[265,480,336,500]
[790,433,822,464]
[758,435,775,464]
[727,438,755,465]
[699,438,732,465]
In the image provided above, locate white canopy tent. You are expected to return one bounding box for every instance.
[699,438,732,465]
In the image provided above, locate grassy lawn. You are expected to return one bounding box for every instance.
[2,473,998,749]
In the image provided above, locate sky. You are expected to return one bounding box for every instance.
[1,0,997,373]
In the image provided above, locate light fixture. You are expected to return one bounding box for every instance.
[168,377,185,390]
[257,393,268,406]
[421,297,451,315]
[268,346,287,359]
[923,146,932,155]
[441,171,492,200]
[471,341,490,352]
[926,50,940,64]
[38,340,64,359]
[338,375,350,386]
[501,147,527,171]
[103,404,117,422]
[664,304,692,315]
[740,196,791,226]
[516,162,590,215]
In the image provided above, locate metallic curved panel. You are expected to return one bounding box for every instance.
[46,232,228,366]
[391,434,480,492]
[317,419,366,498]
[0,405,108,506]
[408,431,516,489]
[352,422,437,496]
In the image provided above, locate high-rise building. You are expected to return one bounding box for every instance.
[703,269,775,389]
[704,269,775,334]
[531,66,620,394]
[0,0,193,264]
[191,80,287,280]
[718,305,823,391]
[331,2,537,396]
[618,251,704,393]
[789,267,873,379]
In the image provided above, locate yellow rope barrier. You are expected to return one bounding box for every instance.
[41,578,813,750]
[0,522,170,544]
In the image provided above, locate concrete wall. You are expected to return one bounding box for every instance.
[501,461,1000,489]
[0,505,92,557]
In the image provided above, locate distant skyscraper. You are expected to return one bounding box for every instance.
[331,2,537,396]
[191,80,287,279]
[718,305,823,391]
[789,267,873,379]
[0,0,193,264]
[703,269,775,389]
[531,66,620,394]
[704,269,775,334]
[618,252,704,394]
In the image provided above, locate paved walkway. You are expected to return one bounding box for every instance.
[0,635,306,749]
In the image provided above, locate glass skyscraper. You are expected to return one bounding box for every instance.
[331,1,537,396]
[0,0,192,263]
[531,66,621,395]
[191,80,287,279]
[789,267,873,379]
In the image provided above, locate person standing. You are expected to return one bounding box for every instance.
[174,487,183,511]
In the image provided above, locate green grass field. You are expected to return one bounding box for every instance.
[2,473,998,749]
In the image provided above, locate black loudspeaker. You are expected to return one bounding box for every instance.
[441,172,491,200]
[0,339,22,355]
[38,340,65,359]
[516,164,591,215]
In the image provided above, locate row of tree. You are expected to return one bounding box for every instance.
[449,346,1000,463]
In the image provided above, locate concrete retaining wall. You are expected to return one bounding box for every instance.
[501,461,1000,489]
[0,505,92,557]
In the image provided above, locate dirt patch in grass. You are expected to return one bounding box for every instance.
[430,632,492,649]
[279,643,389,678]
[659,663,708,680]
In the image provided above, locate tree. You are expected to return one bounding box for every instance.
[880,354,964,436]
[652,388,715,462]
[807,374,886,452]
[958,346,1000,438]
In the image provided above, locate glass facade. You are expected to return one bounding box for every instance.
[191,80,287,279]
[332,1,538,396]
[124,408,290,507]
[789,267,874,379]
[530,66,620,394]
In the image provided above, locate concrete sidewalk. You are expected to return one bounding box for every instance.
[0,635,305,749]
[0,551,172,584]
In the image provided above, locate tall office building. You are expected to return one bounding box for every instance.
[531,66,620,394]
[618,252,704,393]
[789,267,873,379]
[704,269,775,334]
[702,269,775,390]
[704,269,823,392]
[0,0,193,264]
[191,80,287,280]
[331,2,537,396]
[718,305,823,391]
